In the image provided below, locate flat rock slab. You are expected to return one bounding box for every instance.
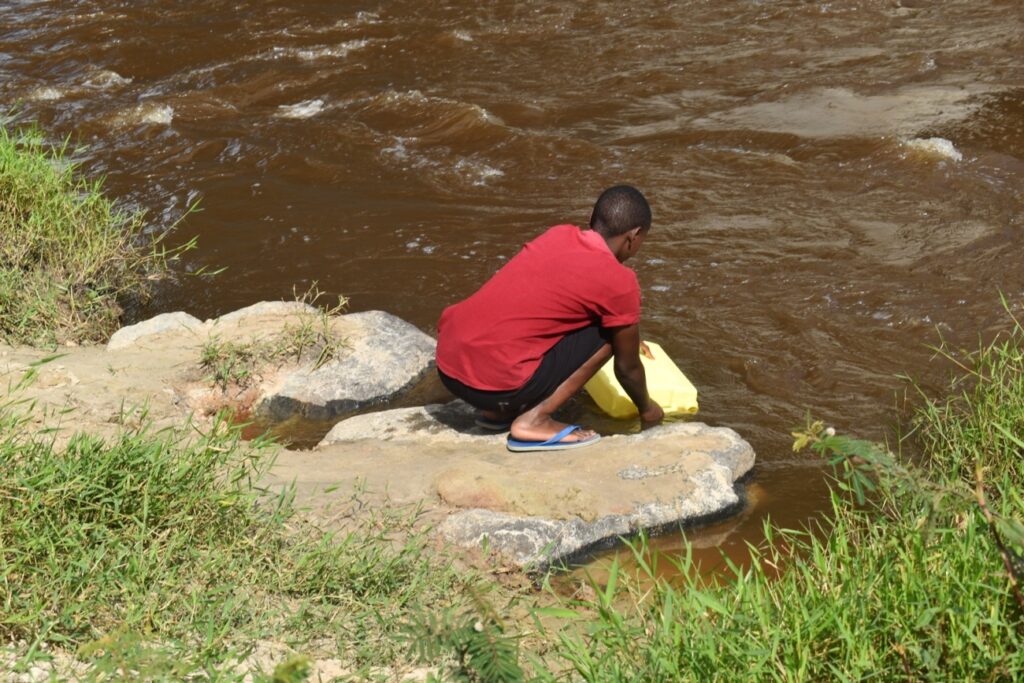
[317,401,755,568]
[319,399,498,445]
[259,310,436,421]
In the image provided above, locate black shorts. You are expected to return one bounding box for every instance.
[438,324,606,415]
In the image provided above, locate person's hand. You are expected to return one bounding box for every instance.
[639,341,654,359]
[640,400,664,429]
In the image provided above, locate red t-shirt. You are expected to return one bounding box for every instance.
[436,224,641,391]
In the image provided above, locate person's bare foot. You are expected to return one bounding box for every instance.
[509,414,597,443]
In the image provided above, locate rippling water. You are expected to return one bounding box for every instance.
[3,0,1023,561]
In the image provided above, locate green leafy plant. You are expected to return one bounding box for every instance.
[281,282,349,370]
[266,654,311,683]
[199,335,263,389]
[402,589,524,682]
[533,315,1024,681]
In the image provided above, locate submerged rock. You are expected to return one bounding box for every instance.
[258,310,436,421]
[319,402,756,568]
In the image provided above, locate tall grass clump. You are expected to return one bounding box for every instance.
[0,375,469,678]
[531,320,1024,681]
[913,311,1024,486]
[0,124,183,345]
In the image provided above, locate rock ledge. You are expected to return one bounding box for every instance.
[319,401,756,568]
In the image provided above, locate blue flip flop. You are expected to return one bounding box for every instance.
[506,424,601,452]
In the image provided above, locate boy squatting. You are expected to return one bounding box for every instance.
[435,185,665,452]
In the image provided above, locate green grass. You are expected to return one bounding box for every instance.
[6,329,1024,683]
[535,494,1022,680]
[0,124,187,345]
[522,321,1024,681]
[0,376,473,679]
[911,309,1024,486]
[199,334,263,389]
[199,285,349,391]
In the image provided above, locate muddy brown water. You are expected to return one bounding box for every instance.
[3,1,1023,577]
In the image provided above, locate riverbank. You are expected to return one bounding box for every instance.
[0,300,755,569]
[3,314,1024,680]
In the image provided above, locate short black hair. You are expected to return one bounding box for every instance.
[589,185,652,237]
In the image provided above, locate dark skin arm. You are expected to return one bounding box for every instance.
[607,323,664,428]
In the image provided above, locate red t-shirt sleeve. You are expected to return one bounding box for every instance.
[595,270,641,328]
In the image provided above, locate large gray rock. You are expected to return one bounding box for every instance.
[107,312,203,350]
[319,401,755,568]
[259,310,436,421]
[437,422,752,568]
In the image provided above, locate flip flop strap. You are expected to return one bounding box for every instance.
[538,424,581,446]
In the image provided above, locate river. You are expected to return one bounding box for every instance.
[3,0,1023,571]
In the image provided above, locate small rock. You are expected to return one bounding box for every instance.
[107,312,203,351]
[27,665,50,682]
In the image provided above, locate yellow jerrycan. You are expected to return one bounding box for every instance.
[584,341,698,418]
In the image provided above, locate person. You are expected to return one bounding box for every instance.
[435,185,664,452]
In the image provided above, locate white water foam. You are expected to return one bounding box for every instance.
[118,102,173,126]
[277,99,325,119]
[85,69,132,89]
[28,87,62,101]
[453,159,504,186]
[371,89,503,128]
[381,136,410,160]
[141,104,173,125]
[333,11,380,29]
[902,137,963,162]
[296,39,369,61]
[404,237,437,255]
[380,89,430,106]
